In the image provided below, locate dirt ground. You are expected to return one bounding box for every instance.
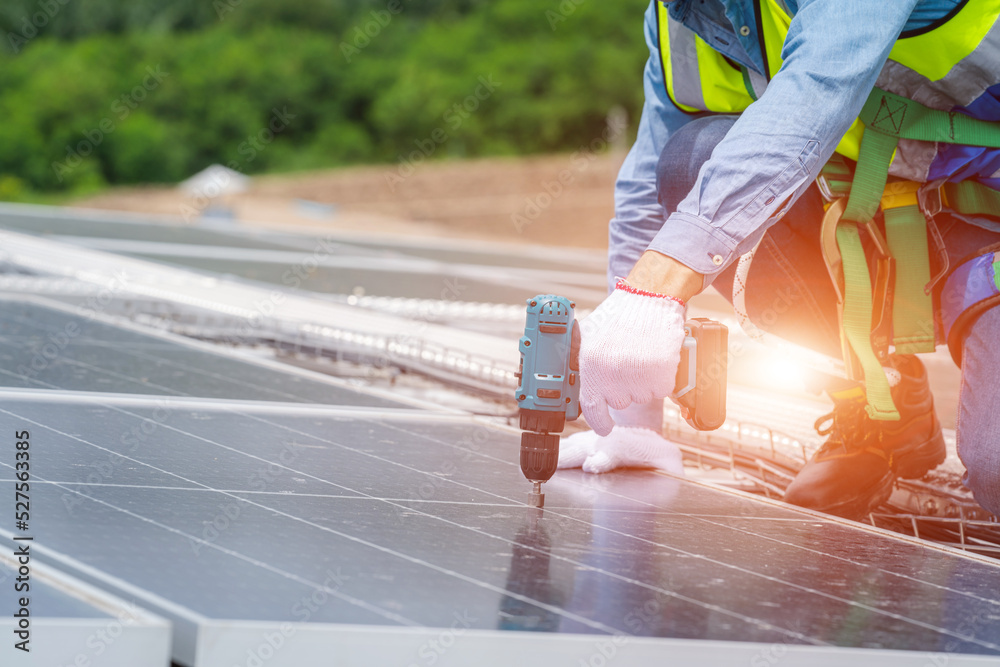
[73,152,625,248]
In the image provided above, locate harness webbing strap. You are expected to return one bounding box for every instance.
[841,117,899,226]
[830,87,1000,419]
[836,98,907,420]
[884,203,935,354]
[858,89,1000,148]
[943,180,1000,219]
[835,222,898,420]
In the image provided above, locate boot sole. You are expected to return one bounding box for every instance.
[892,424,947,480]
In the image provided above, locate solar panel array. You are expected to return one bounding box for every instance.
[0,204,607,308]
[0,205,998,667]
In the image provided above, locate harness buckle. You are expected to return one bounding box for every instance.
[816,174,837,203]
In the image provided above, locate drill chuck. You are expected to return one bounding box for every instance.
[519,432,560,483]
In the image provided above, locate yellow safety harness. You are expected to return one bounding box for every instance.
[656,0,1000,418]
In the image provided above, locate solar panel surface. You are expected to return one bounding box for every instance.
[0,298,411,408]
[0,207,604,304]
[0,210,304,251]
[0,205,605,274]
[2,395,997,665]
[122,255,556,304]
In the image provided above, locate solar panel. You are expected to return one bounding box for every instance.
[321,238,606,275]
[2,205,998,667]
[121,254,562,304]
[0,207,306,251]
[0,207,605,306]
[0,537,171,666]
[3,394,998,666]
[0,204,606,275]
[0,298,413,408]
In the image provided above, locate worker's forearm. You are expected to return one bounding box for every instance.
[625,250,703,303]
[648,3,917,282]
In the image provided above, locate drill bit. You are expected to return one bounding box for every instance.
[528,481,544,508]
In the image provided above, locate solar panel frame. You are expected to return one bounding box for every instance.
[0,536,171,667]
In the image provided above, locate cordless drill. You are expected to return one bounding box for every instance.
[515,295,728,507]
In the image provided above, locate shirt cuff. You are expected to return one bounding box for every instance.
[645,211,739,287]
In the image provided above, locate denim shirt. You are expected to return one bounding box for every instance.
[620,0,964,283]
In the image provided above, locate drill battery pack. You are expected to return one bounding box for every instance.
[673,318,728,431]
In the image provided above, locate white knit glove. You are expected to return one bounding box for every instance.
[557,427,684,475]
[579,280,687,436]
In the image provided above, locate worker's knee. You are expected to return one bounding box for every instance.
[957,305,1000,515]
[961,447,1000,516]
[656,115,736,213]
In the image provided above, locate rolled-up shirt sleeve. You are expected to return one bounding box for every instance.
[646,0,921,282]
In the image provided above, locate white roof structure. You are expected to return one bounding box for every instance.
[178,164,250,197]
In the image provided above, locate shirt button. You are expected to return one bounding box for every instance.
[739,25,750,36]
[712,254,724,266]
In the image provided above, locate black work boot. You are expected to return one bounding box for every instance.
[783,355,946,520]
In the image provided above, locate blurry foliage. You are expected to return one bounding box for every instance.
[0,0,647,192]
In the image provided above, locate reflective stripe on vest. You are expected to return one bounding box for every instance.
[656,0,1000,174]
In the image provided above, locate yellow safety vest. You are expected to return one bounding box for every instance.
[656,0,1000,170]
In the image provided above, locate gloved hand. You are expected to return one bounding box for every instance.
[579,279,687,436]
[556,426,684,475]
